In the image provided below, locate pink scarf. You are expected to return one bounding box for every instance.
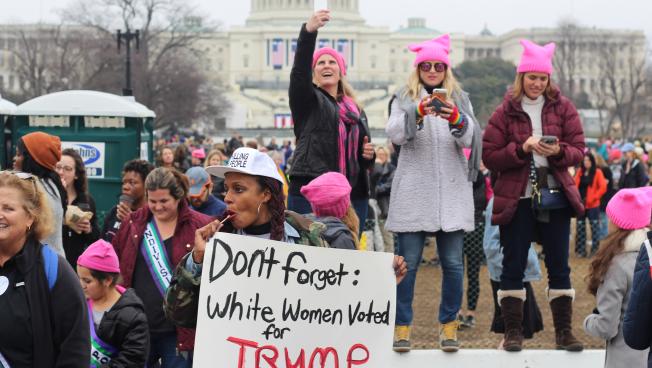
[337,96,360,182]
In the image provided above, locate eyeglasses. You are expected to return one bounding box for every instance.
[418,62,447,73]
[55,164,74,173]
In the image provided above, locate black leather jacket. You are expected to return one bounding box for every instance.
[288,24,374,198]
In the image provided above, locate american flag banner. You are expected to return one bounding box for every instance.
[318,39,331,49]
[271,38,284,70]
[289,39,297,64]
[274,114,294,129]
[336,39,351,68]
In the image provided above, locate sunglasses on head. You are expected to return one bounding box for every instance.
[1,170,39,191]
[418,62,447,73]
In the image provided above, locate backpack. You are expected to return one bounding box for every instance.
[284,211,330,248]
[41,245,59,291]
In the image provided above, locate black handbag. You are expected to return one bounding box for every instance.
[529,157,569,210]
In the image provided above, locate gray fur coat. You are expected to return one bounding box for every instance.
[385,87,475,233]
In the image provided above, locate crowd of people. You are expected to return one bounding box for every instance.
[2,8,652,368]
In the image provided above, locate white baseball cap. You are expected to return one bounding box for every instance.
[206,147,284,184]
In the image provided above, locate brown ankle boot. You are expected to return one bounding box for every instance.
[548,290,584,352]
[498,289,526,352]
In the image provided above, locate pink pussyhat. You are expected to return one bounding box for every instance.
[300,172,351,218]
[408,34,451,67]
[606,187,652,230]
[312,47,347,76]
[77,239,121,273]
[517,39,555,74]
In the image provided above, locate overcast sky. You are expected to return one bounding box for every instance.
[3,0,651,40]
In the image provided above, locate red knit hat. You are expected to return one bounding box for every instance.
[21,132,61,171]
[606,188,652,230]
[300,172,351,218]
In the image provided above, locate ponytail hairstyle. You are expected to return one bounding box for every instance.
[16,139,68,215]
[257,176,286,241]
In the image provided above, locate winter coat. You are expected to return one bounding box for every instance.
[584,228,650,368]
[600,165,616,211]
[482,198,542,282]
[370,162,395,219]
[385,87,475,233]
[623,234,652,368]
[1,238,90,367]
[39,177,65,257]
[574,168,607,210]
[619,159,648,189]
[288,23,374,199]
[482,88,585,225]
[63,193,100,268]
[111,201,212,352]
[95,288,150,367]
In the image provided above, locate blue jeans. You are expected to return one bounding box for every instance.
[395,231,464,325]
[148,332,192,368]
[351,198,369,236]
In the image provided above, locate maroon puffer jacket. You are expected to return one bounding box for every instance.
[482,88,585,225]
[112,201,212,351]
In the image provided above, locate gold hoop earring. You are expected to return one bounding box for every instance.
[257,202,263,216]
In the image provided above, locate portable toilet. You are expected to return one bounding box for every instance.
[12,90,156,226]
[0,94,17,169]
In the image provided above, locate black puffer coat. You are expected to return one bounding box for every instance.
[96,288,150,367]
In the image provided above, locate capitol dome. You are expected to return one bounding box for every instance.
[246,0,365,27]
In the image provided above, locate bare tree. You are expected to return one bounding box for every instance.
[553,18,581,99]
[59,0,231,130]
[596,36,649,139]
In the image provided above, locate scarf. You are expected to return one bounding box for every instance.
[337,96,361,184]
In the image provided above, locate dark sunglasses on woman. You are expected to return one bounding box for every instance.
[418,62,447,73]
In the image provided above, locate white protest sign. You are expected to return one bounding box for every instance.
[194,232,397,368]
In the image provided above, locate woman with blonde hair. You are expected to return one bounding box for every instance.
[386,33,481,353]
[287,9,375,234]
[0,171,89,366]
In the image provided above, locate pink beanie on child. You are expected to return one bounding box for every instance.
[312,47,347,76]
[517,39,556,75]
[300,172,351,218]
[606,188,652,230]
[77,239,121,273]
[408,34,451,67]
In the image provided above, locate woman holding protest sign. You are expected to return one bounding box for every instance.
[163,147,407,328]
[386,33,480,353]
[111,167,212,367]
[482,40,585,352]
[287,8,375,233]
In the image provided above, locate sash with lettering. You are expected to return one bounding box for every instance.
[141,220,173,296]
[645,239,652,280]
[87,300,118,367]
[0,351,11,368]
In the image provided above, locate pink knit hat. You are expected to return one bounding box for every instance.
[606,188,652,230]
[517,39,556,75]
[77,239,121,273]
[312,47,347,76]
[408,34,451,67]
[300,172,351,218]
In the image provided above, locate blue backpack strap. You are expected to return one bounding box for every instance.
[41,245,59,291]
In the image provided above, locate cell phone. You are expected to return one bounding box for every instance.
[432,88,447,100]
[540,135,559,145]
[429,96,448,113]
[314,0,328,11]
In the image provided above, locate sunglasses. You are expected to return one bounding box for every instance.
[418,62,447,73]
[1,170,39,191]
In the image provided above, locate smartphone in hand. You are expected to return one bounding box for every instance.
[432,88,447,100]
[429,96,449,113]
[314,0,328,11]
[540,135,559,145]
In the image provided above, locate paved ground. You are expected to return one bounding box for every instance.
[410,242,605,350]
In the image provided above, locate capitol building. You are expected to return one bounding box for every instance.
[204,0,646,130]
